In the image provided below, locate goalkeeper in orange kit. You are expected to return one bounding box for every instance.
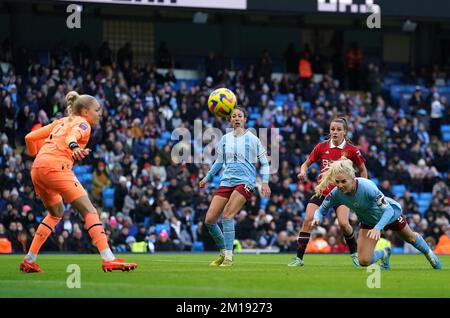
[20,90,137,273]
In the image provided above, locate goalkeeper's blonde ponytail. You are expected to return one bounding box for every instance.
[65,91,79,117]
[65,91,96,118]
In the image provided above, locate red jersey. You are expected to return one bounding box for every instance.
[308,140,365,196]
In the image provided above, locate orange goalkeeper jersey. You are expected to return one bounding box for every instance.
[25,116,91,169]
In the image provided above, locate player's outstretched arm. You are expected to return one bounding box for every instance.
[201,160,223,188]
[258,152,271,197]
[358,163,368,178]
[297,158,312,181]
[24,122,58,156]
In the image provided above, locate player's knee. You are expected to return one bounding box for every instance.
[204,215,215,224]
[359,258,371,267]
[222,210,232,219]
[338,222,352,234]
[222,205,234,219]
[302,218,313,231]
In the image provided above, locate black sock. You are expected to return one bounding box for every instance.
[344,231,357,254]
[296,232,311,259]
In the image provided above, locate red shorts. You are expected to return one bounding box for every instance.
[360,214,407,232]
[216,184,254,202]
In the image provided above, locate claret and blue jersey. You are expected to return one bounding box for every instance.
[206,130,269,189]
[316,177,403,230]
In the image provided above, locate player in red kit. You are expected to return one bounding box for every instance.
[288,117,368,267]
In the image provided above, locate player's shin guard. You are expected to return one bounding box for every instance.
[29,214,61,255]
[84,212,110,252]
[222,218,235,260]
[296,232,311,259]
[344,230,358,254]
[205,223,225,251]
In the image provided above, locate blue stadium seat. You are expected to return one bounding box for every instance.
[161,131,172,141]
[289,183,297,193]
[249,113,260,120]
[409,192,419,201]
[418,201,430,214]
[102,187,115,209]
[155,138,167,148]
[260,197,269,209]
[392,247,404,254]
[128,225,138,236]
[443,132,450,142]
[192,241,204,252]
[73,165,93,175]
[441,125,450,142]
[392,184,406,197]
[274,94,288,103]
[155,223,170,235]
[419,192,432,201]
[302,101,311,114]
[78,173,92,192]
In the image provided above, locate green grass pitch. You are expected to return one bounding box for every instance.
[0,253,449,298]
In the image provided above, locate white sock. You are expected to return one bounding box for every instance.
[25,252,37,263]
[224,250,233,261]
[220,249,226,256]
[100,248,115,261]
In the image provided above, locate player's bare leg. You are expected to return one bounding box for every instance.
[20,201,64,273]
[205,195,229,266]
[336,205,359,266]
[357,229,390,269]
[220,190,247,266]
[71,195,137,272]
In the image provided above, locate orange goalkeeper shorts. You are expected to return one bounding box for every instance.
[31,166,88,207]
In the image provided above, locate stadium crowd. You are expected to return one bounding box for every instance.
[0,39,449,255]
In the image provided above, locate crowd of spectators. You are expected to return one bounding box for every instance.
[0,38,449,255]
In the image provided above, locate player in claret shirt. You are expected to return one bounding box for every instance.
[312,159,442,270]
[20,91,137,273]
[288,117,367,267]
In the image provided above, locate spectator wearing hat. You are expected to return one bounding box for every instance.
[149,156,167,183]
[92,160,111,205]
[155,229,176,251]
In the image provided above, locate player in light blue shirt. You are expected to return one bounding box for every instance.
[312,159,442,270]
[199,107,271,267]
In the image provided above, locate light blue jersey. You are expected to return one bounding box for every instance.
[316,178,403,230]
[206,130,269,189]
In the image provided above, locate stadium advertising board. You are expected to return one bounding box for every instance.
[247,0,450,18]
[57,0,247,10]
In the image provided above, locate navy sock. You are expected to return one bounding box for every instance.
[296,232,311,259]
[344,231,358,254]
